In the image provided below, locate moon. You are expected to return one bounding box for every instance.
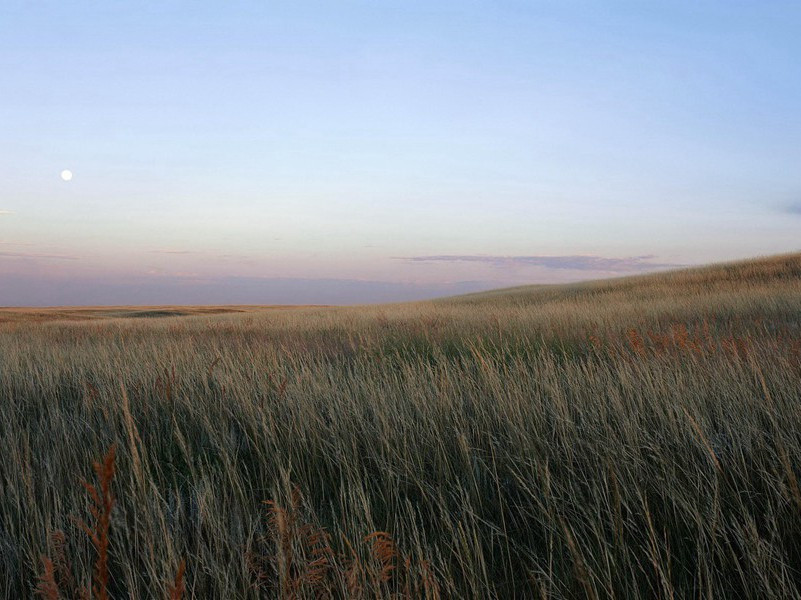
[60,169,73,182]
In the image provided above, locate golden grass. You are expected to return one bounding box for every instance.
[2,252,801,598]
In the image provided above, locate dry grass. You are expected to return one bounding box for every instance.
[2,252,801,597]
[34,445,186,600]
[0,305,320,324]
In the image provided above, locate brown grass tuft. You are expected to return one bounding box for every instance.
[35,556,60,600]
[167,559,186,600]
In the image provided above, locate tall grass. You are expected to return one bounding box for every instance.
[1,253,801,597]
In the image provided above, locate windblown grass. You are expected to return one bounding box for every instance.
[2,252,801,597]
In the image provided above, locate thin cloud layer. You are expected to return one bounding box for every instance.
[0,251,78,260]
[401,254,682,272]
[784,203,801,215]
[0,210,14,215]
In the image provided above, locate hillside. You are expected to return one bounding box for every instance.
[451,251,801,306]
[1,253,801,598]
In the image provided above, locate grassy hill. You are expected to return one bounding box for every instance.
[2,252,801,598]
[452,250,801,308]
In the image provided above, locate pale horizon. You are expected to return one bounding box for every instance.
[2,1,800,305]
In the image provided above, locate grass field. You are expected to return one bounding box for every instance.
[2,252,801,598]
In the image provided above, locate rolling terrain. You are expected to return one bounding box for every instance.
[2,253,801,598]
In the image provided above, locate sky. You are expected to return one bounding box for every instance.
[1,1,800,306]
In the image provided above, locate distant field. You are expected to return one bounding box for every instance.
[2,253,801,598]
[0,305,322,324]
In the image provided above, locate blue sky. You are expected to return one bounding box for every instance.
[1,1,800,305]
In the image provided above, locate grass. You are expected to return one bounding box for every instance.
[1,252,801,598]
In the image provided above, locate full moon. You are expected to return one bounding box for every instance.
[60,170,73,181]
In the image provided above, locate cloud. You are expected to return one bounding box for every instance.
[0,210,14,216]
[0,251,79,260]
[399,254,682,272]
[149,250,254,263]
[784,202,801,215]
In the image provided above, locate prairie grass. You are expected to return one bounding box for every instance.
[1,252,801,597]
